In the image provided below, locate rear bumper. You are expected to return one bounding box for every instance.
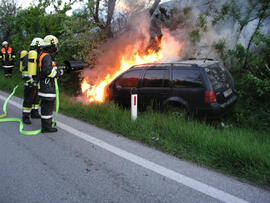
[196,94,238,118]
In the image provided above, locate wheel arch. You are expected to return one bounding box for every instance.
[163,96,189,110]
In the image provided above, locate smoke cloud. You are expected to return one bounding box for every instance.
[81,12,151,82]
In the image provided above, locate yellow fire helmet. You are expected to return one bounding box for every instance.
[30,37,43,47]
[2,41,8,46]
[43,35,59,47]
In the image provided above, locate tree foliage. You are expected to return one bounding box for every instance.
[0,0,20,41]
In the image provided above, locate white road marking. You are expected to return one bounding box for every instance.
[0,94,248,203]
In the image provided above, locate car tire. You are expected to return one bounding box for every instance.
[163,102,188,118]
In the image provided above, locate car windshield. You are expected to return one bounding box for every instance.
[205,63,229,90]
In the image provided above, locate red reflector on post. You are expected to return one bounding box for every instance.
[131,94,138,120]
[205,90,216,103]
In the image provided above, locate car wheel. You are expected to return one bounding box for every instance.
[163,103,187,118]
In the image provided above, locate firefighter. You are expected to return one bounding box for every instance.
[38,35,63,133]
[21,37,43,124]
[0,41,16,77]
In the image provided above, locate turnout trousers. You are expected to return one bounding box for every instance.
[22,84,40,119]
[2,64,14,77]
[40,99,55,129]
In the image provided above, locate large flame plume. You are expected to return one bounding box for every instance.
[80,15,182,103]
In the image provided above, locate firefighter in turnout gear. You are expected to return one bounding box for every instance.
[21,38,43,124]
[39,35,63,133]
[0,41,16,77]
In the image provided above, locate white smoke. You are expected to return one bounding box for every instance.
[81,12,153,84]
[150,0,269,60]
[150,0,234,60]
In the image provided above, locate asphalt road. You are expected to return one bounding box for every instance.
[0,90,269,203]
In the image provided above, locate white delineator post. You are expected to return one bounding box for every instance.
[131,94,138,121]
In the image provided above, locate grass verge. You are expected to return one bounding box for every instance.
[0,71,270,186]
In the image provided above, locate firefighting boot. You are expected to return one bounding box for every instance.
[31,109,41,119]
[22,116,31,125]
[41,119,58,133]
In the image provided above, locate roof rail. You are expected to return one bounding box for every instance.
[189,58,214,61]
[130,62,199,69]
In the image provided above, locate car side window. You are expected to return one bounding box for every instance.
[173,69,203,88]
[115,70,142,88]
[143,69,170,87]
[205,64,228,90]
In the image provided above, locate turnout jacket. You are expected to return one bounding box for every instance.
[38,52,62,101]
[0,47,16,65]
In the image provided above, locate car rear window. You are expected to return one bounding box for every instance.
[172,69,203,88]
[142,69,170,87]
[205,64,231,90]
[115,69,142,88]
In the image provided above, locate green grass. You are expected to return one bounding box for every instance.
[0,71,24,97]
[60,96,270,185]
[0,71,270,186]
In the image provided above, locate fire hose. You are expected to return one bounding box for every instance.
[0,60,86,135]
[0,78,59,136]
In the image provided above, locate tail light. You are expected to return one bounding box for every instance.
[205,90,216,103]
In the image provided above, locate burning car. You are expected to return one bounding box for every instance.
[105,59,238,118]
[79,12,236,118]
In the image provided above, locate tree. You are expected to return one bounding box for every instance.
[0,0,20,41]
[4,0,79,64]
[87,0,116,38]
[86,0,163,38]
[242,0,270,69]
[149,0,161,16]
[206,0,270,69]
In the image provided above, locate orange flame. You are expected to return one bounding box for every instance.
[81,33,181,103]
